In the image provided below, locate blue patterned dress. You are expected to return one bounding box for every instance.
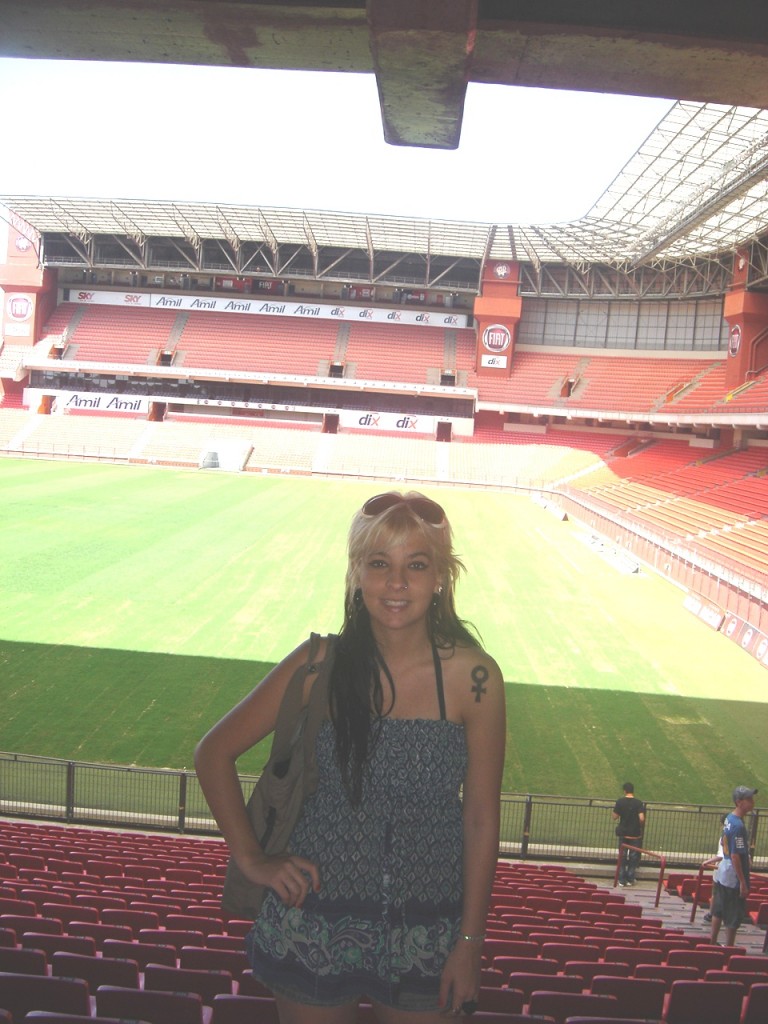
[246,716,468,1009]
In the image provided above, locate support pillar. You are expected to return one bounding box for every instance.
[722,249,768,390]
[0,209,57,347]
[472,261,522,378]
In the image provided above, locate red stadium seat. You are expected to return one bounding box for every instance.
[101,937,177,968]
[51,950,141,989]
[1,915,61,940]
[138,927,206,950]
[602,945,662,968]
[492,956,559,977]
[0,898,37,916]
[506,972,583,1000]
[65,921,133,950]
[206,934,245,951]
[664,979,743,1024]
[144,962,234,1004]
[527,990,618,1024]
[96,984,208,1024]
[0,973,91,1020]
[541,943,600,969]
[562,1019,655,1024]
[562,961,630,985]
[728,955,768,974]
[166,913,224,937]
[0,945,48,974]
[485,938,540,961]
[704,968,768,992]
[476,986,525,1014]
[634,962,699,990]
[743,983,768,1024]
[179,945,249,974]
[24,1016,126,1024]
[589,975,665,1019]
[210,994,280,1024]
[41,903,99,926]
[666,947,729,976]
[100,906,160,934]
[21,931,97,957]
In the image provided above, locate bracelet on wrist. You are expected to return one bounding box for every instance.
[459,932,486,942]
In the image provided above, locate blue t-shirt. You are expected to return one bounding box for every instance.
[714,812,750,889]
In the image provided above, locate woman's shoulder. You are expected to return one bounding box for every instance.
[441,640,499,671]
[439,641,503,695]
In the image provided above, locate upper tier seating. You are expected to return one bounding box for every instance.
[725,366,768,410]
[465,352,724,414]
[175,312,340,375]
[344,322,447,383]
[56,304,178,364]
[36,302,755,421]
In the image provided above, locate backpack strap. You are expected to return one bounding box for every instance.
[268,632,322,764]
[301,633,336,793]
[267,633,335,787]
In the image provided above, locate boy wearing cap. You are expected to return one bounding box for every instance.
[710,786,757,946]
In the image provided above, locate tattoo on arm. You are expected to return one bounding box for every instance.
[471,665,488,702]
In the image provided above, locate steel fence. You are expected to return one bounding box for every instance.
[0,751,763,870]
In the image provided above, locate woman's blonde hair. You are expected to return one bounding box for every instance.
[343,490,465,634]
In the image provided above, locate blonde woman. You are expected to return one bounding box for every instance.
[196,491,506,1022]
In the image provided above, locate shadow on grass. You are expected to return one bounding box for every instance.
[2,638,277,775]
[3,640,767,806]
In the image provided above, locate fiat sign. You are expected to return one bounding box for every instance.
[482,324,511,352]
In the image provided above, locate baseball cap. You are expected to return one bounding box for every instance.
[732,786,758,803]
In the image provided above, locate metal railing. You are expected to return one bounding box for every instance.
[1,751,763,872]
[614,843,667,907]
[689,856,720,923]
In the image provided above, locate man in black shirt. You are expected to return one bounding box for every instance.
[613,782,645,886]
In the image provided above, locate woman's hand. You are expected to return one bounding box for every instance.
[438,938,482,1016]
[236,849,321,908]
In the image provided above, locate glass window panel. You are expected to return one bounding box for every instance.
[575,302,609,346]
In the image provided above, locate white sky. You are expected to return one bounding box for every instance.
[0,57,674,224]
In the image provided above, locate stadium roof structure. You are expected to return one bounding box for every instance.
[4,1,768,150]
[3,100,768,275]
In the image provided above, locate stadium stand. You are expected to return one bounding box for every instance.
[344,322,448,384]
[725,367,768,411]
[2,818,767,1022]
[58,304,179,365]
[568,442,768,546]
[658,361,730,413]
[174,312,340,376]
[465,353,724,414]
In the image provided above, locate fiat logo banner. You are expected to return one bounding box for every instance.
[482,323,511,352]
[8,295,33,321]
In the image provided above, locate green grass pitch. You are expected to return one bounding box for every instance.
[1,457,766,806]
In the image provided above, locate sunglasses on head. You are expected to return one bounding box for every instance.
[361,493,446,526]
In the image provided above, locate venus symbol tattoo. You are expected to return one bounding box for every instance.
[471,665,488,702]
